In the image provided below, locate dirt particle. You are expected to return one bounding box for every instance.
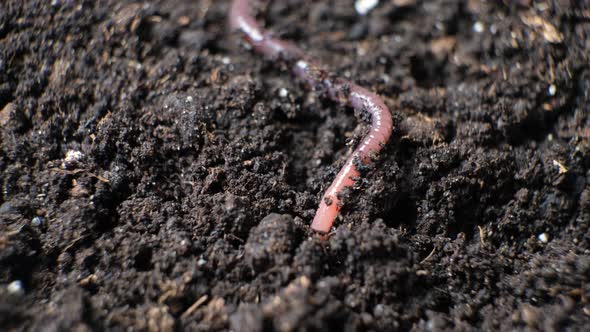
[521,13,563,43]
[230,304,264,332]
[520,304,540,327]
[261,276,312,332]
[147,306,175,332]
[245,213,297,272]
[0,102,15,127]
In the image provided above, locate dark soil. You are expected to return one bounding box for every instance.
[1,0,590,331]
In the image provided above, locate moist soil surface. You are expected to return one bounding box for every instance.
[1,0,590,331]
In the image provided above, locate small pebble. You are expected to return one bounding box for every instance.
[355,0,379,16]
[186,96,193,103]
[197,258,207,266]
[7,280,24,296]
[31,216,43,227]
[548,84,556,96]
[473,21,484,33]
[278,88,288,98]
[221,57,231,65]
[63,150,84,168]
[538,233,549,243]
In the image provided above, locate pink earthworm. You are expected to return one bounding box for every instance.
[229,0,393,234]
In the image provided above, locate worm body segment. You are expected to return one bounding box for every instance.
[229,0,393,233]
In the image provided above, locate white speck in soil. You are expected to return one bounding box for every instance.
[31,216,43,227]
[186,96,194,103]
[538,233,549,243]
[63,150,84,169]
[7,280,24,296]
[65,150,83,163]
[279,88,288,98]
[548,84,556,96]
[473,21,484,33]
[355,0,379,16]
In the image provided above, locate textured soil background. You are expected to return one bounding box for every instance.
[1,0,590,331]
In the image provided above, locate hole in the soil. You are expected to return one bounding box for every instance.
[134,247,153,271]
[446,211,478,241]
[384,194,417,228]
[410,53,445,88]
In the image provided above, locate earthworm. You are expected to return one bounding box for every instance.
[229,0,393,234]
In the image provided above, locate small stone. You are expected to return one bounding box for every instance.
[538,233,549,243]
[63,150,84,169]
[7,280,24,296]
[473,21,484,33]
[31,216,43,227]
[548,84,556,96]
[278,88,288,98]
[197,258,207,266]
[186,96,193,103]
[355,0,379,16]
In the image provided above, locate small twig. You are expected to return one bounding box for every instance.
[226,233,245,243]
[50,168,110,184]
[63,235,88,253]
[51,168,85,175]
[181,295,209,319]
[420,246,436,264]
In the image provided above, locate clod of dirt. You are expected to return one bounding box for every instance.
[244,213,297,272]
[29,287,91,332]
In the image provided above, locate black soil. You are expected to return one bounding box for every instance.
[1,0,590,331]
